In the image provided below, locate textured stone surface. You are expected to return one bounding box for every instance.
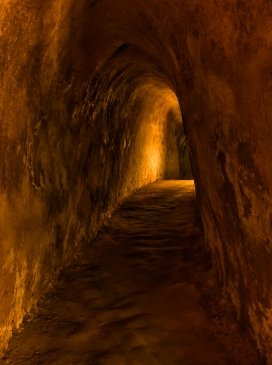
[0,0,272,361]
[0,0,184,353]
[0,181,261,365]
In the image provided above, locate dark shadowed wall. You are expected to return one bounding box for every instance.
[0,0,272,361]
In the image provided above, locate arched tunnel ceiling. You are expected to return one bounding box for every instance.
[0,0,272,361]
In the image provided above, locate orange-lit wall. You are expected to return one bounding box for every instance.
[0,0,183,352]
[1,0,272,362]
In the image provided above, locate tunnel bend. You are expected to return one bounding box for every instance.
[71,36,187,208]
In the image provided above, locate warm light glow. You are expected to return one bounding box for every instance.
[149,146,161,174]
[127,80,182,185]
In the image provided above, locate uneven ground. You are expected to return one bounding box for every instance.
[1,181,262,365]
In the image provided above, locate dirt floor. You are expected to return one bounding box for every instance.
[0,181,263,365]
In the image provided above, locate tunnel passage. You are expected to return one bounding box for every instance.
[0,0,189,353]
[0,181,260,365]
[1,0,272,363]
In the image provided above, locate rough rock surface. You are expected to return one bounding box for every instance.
[0,0,272,361]
[0,181,261,365]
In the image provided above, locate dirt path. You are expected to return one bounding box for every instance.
[1,181,261,365]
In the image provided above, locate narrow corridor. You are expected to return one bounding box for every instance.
[1,181,259,365]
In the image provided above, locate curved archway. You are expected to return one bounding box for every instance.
[0,0,271,362]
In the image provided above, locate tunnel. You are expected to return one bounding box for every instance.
[0,0,272,364]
